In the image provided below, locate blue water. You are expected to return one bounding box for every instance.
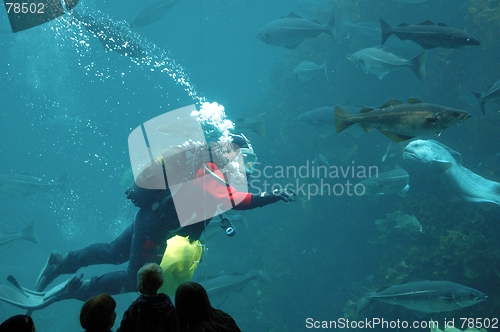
[1,0,499,331]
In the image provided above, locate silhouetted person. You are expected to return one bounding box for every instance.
[175,281,241,332]
[0,315,36,332]
[80,294,117,332]
[117,263,176,332]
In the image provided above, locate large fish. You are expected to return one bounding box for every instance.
[357,280,487,314]
[256,12,338,50]
[350,47,426,81]
[380,19,480,49]
[335,98,471,142]
[70,12,147,58]
[471,79,500,115]
[130,0,178,28]
[0,221,40,250]
[197,258,271,307]
[356,165,409,197]
[403,139,500,206]
[0,172,67,198]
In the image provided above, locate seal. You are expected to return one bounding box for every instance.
[403,139,500,206]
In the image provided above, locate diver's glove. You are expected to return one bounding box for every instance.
[252,188,296,207]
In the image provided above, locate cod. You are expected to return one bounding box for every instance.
[335,98,470,142]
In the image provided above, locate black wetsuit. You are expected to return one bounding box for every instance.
[66,192,207,300]
[53,160,282,300]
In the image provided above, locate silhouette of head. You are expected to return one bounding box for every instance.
[0,315,35,332]
[80,293,116,332]
[137,262,164,295]
[175,281,212,324]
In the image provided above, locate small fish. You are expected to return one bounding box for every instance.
[393,212,422,233]
[380,19,480,49]
[198,258,271,307]
[0,222,40,250]
[335,98,471,142]
[350,47,426,81]
[375,210,422,234]
[471,79,500,115]
[234,113,267,138]
[313,143,330,168]
[357,165,409,197]
[293,60,328,82]
[257,12,338,50]
[0,172,67,198]
[313,153,330,168]
[357,280,487,314]
[130,0,178,28]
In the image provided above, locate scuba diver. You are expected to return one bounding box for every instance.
[6,133,295,310]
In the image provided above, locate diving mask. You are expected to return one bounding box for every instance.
[230,133,258,176]
[240,148,258,175]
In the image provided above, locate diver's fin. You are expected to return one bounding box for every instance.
[0,275,46,309]
[4,0,80,33]
[7,275,45,299]
[7,275,43,316]
[0,274,82,310]
[0,284,42,309]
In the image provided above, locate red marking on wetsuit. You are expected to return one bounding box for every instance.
[143,238,157,249]
[142,239,158,258]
